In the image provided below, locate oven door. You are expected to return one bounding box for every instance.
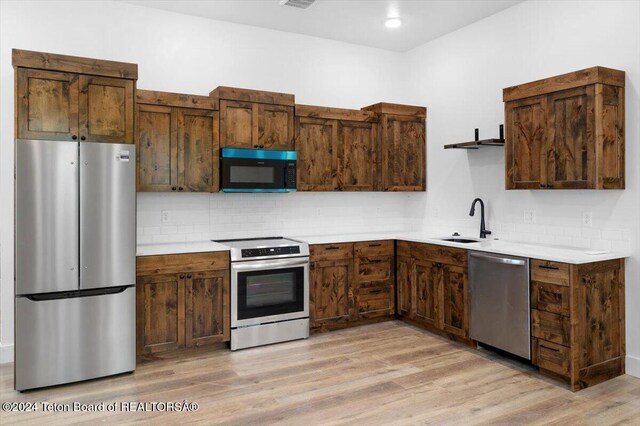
[231,258,309,328]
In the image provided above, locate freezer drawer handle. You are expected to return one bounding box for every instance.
[25,286,130,301]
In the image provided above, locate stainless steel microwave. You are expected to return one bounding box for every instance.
[220,148,297,192]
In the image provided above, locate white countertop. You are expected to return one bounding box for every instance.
[292,231,629,264]
[137,241,230,256]
[136,232,629,264]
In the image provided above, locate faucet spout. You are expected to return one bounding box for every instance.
[469,198,491,239]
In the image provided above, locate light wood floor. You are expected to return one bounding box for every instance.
[2,321,639,425]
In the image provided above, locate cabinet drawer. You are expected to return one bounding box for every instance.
[357,257,393,283]
[532,309,570,346]
[358,285,394,313]
[531,259,570,286]
[355,240,394,257]
[534,338,570,377]
[137,252,229,276]
[531,281,570,315]
[411,243,467,267]
[310,243,354,260]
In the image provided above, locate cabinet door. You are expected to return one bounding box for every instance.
[381,114,425,191]
[17,68,79,141]
[136,104,177,192]
[505,95,547,189]
[185,269,229,347]
[310,259,353,328]
[78,75,134,144]
[396,255,413,318]
[295,117,339,191]
[414,260,441,327]
[219,100,255,149]
[177,108,218,192]
[339,120,377,191]
[442,264,468,337]
[546,86,595,189]
[136,273,185,355]
[258,103,294,150]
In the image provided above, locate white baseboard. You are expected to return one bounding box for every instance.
[627,355,640,378]
[0,343,13,364]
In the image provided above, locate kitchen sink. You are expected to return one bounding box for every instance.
[438,237,480,244]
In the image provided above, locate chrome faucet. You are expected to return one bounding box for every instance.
[469,198,491,239]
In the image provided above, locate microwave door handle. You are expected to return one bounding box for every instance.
[232,258,309,271]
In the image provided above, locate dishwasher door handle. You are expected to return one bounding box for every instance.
[469,252,526,266]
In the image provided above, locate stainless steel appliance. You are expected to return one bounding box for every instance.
[468,251,531,360]
[15,139,136,391]
[216,237,309,350]
[220,148,296,192]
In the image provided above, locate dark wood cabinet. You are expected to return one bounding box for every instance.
[136,251,230,357]
[136,90,219,192]
[362,103,426,192]
[530,258,625,391]
[212,87,295,150]
[185,269,230,347]
[397,241,469,340]
[504,66,625,190]
[295,105,378,191]
[13,49,136,144]
[309,240,394,332]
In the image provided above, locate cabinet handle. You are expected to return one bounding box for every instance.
[179,274,185,279]
[369,288,383,294]
[80,136,86,141]
[187,274,192,279]
[538,265,559,270]
[72,135,78,140]
[253,145,259,148]
[540,344,560,353]
[368,243,382,247]
[432,262,442,268]
[368,259,382,264]
[171,186,177,191]
[178,187,184,191]
[325,246,340,250]
[259,145,265,148]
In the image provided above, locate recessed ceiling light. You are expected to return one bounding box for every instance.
[385,18,402,29]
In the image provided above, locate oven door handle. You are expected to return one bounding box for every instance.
[231,258,309,271]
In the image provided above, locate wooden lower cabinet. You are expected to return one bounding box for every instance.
[530,258,625,391]
[136,252,230,357]
[309,240,394,332]
[397,241,469,340]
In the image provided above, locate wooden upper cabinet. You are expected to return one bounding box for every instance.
[16,69,79,141]
[362,103,426,192]
[137,104,177,192]
[211,86,295,150]
[13,49,137,144]
[136,90,219,193]
[505,95,547,189]
[504,66,625,190]
[178,108,218,192]
[295,105,378,191]
[79,75,134,143]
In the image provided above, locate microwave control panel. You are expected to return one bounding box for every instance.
[241,246,300,258]
[286,162,296,188]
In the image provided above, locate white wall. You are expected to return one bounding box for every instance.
[403,0,640,376]
[0,0,411,362]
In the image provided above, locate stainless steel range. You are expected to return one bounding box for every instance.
[214,237,310,350]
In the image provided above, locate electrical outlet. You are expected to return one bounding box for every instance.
[162,210,170,223]
[316,208,321,216]
[523,210,536,224]
[582,212,593,227]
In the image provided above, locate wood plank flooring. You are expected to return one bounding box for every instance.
[1,321,639,425]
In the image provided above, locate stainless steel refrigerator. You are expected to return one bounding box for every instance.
[15,139,136,391]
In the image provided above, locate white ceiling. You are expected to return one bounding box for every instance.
[123,0,523,52]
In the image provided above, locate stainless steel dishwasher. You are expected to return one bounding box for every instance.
[469,251,530,360]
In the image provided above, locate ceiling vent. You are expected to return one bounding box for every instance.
[279,0,317,10]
